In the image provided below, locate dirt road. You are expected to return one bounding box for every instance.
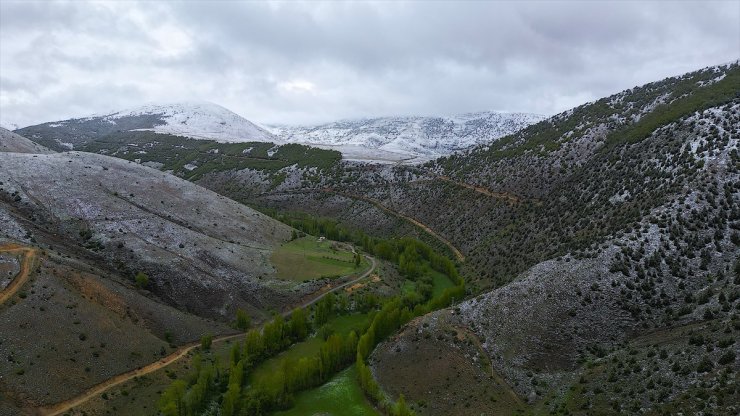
[37,254,377,416]
[330,190,465,262]
[435,175,524,205]
[0,243,38,305]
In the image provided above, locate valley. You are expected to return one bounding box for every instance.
[1,61,738,416]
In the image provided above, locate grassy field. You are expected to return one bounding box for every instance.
[271,236,365,281]
[429,268,455,298]
[273,365,378,416]
[250,313,370,383]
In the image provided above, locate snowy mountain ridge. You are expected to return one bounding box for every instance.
[93,101,278,143]
[17,102,545,163]
[268,111,546,162]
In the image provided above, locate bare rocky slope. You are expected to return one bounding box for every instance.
[0,127,53,154]
[0,150,295,320]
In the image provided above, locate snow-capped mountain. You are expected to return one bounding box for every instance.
[268,111,546,163]
[16,101,277,151]
[98,102,276,143]
[18,103,544,162]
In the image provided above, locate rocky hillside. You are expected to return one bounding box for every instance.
[0,150,297,320]
[363,63,740,414]
[0,139,284,412]
[14,102,277,151]
[0,127,53,154]
[269,111,545,163]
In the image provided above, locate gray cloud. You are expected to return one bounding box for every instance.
[1,0,738,127]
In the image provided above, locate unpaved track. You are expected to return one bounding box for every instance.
[258,188,466,262]
[455,324,523,407]
[0,243,38,304]
[435,175,525,205]
[37,255,377,416]
[330,190,466,262]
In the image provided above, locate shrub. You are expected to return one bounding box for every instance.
[135,272,149,288]
[696,356,713,373]
[718,351,736,365]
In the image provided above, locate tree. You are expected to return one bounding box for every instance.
[201,334,213,351]
[229,342,241,365]
[158,379,186,416]
[394,394,414,416]
[135,271,149,288]
[314,293,335,326]
[244,328,265,362]
[236,308,251,331]
[289,308,309,341]
[354,253,362,267]
[221,382,240,416]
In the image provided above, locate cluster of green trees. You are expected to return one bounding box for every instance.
[159,355,220,416]
[159,213,465,416]
[241,330,360,414]
[243,309,309,365]
[353,274,463,416]
[605,65,740,150]
[159,309,310,416]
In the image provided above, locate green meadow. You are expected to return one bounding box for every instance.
[271,236,366,281]
[272,365,378,416]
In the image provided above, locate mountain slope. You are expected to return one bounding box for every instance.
[15,102,277,151]
[268,111,546,163]
[0,127,54,154]
[359,62,740,415]
[0,139,302,411]
[0,151,295,319]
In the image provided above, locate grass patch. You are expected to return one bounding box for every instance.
[272,365,378,416]
[401,280,416,295]
[322,313,371,337]
[429,268,455,298]
[271,236,365,281]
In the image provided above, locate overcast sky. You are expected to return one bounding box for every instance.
[0,1,738,128]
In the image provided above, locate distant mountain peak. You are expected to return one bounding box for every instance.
[268,111,546,163]
[17,101,278,150]
[95,101,278,143]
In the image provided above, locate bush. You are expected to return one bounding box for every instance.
[135,272,149,288]
[696,356,713,373]
[718,351,736,365]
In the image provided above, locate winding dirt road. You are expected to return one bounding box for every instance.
[37,255,377,416]
[0,243,38,305]
[434,175,525,205]
[330,190,465,262]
